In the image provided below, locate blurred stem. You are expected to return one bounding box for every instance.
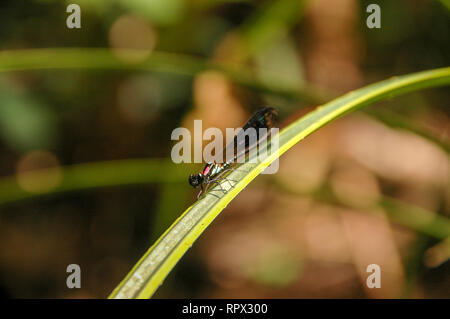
[0,48,324,104]
[364,108,450,154]
[401,235,433,297]
[272,178,450,240]
[0,159,185,205]
[379,197,450,239]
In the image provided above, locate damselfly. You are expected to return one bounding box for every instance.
[189,107,278,199]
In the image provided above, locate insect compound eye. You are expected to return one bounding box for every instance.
[188,174,202,188]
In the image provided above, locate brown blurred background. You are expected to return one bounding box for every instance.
[0,0,448,298]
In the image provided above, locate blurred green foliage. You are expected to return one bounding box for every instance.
[0,82,56,151]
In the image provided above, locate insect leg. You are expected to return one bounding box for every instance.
[196,184,204,199]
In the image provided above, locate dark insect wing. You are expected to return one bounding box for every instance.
[221,107,278,164]
[241,107,277,132]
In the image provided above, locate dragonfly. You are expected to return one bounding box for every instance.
[189,107,278,199]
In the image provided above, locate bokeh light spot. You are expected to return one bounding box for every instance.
[16,150,62,193]
[109,14,157,62]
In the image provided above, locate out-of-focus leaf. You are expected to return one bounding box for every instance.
[0,82,56,151]
[438,0,450,11]
[241,0,305,54]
